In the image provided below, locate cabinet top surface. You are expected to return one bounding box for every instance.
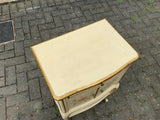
[31,19,139,100]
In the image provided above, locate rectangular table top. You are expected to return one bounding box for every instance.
[31,19,139,100]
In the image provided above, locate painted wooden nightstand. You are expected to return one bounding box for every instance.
[31,19,139,120]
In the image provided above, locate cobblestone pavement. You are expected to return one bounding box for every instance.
[0,0,160,120]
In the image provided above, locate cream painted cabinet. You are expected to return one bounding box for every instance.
[31,19,139,120]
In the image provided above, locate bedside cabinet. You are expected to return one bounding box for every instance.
[31,19,139,120]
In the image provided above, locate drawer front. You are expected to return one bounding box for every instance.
[98,67,129,95]
[67,85,100,109]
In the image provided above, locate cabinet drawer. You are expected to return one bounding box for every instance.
[67,85,100,109]
[97,67,129,95]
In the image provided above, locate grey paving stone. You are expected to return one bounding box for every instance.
[14,41,24,56]
[17,72,28,92]
[71,113,84,120]
[15,29,24,41]
[0,84,16,97]
[22,20,30,34]
[30,25,40,39]
[16,61,37,73]
[113,90,128,110]
[32,107,57,120]
[44,12,53,23]
[25,47,35,62]
[19,114,32,120]
[19,99,42,114]
[28,78,41,100]
[7,106,19,120]
[41,86,54,108]
[6,66,16,85]
[5,56,25,67]
[151,97,160,110]
[39,77,47,87]
[0,77,5,87]
[111,109,133,120]
[5,42,14,51]
[0,98,6,120]
[84,108,98,120]
[0,60,4,77]
[135,87,157,102]
[9,4,17,13]
[7,91,29,107]
[0,50,14,60]
[17,2,25,12]
[126,94,156,118]
[40,30,50,41]
[0,45,4,52]
[27,69,42,79]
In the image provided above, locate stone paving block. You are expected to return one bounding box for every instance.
[41,86,54,108]
[5,42,14,51]
[155,109,160,119]
[149,75,160,96]
[24,38,41,47]
[2,4,9,15]
[5,56,25,67]
[39,77,47,87]
[14,41,24,56]
[32,107,57,120]
[135,87,156,102]
[22,20,30,34]
[17,2,25,12]
[142,64,160,76]
[27,69,42,79]
[120,79,141,95]
[0,98,6,120]
[44,12,53,23]
[40,30,51,41]
[0,77,5,87]
[53,16,63,27]
[7,91,29,107]
[15,28,25,41]
[25,47,35,62]
[19,99,42,114]
[0,15,10,22]
[16,61,37,73]
[14,17,22,29]
[71,113,84,120]
[17,72,28,92]
[154,53,160,66]
[0,84,16,97]
[32,0,41,9]
[0,60,4,77]
[84,108,98,120]
[0,45,4,52]
[94,101,106,116]
[0,50,14,60]
[19,114,32,120]
[6,66,16,85]
[113,90,128,110]
[9,3,17,13]
[111,109,133,120]
[28,78,41,100]
[151,97,160,110]
[30,26,40,38]
[7,106,19,120]
[126,94,156,118]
